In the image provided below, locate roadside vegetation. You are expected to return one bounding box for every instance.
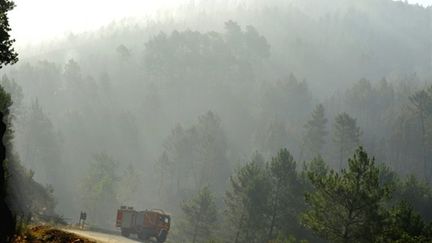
[11,225,95,243]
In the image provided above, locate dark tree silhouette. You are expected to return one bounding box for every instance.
[0,0,18,241]
[0,111,13,242]
[0,88,14,241]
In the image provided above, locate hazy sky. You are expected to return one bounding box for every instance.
[8,0,432,47]
[9,0,183,46]
[405,0,432,6]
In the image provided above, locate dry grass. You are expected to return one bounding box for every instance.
[11,225,96,243]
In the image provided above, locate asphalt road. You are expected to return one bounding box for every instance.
[63,228,144,243]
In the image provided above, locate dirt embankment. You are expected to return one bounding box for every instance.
[12,225,96,243]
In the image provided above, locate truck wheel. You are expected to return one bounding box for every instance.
[157,230,168,243]
[121,228,130,237]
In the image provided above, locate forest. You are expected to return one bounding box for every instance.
[1,0,432,242]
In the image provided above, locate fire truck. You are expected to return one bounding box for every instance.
[116,206,170,242]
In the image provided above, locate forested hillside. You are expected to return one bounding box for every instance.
[2,0,432,241]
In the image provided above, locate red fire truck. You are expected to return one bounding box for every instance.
[116,206,170,242]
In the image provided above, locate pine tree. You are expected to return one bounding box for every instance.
[393,175,432,222]
[225,158,271,243]
[409,89,432,181]
[21,100,62,185]
[382,202,432,242]
[81,153,119,228]
[260,119,289,156]
[181,186,218,243]
[267,148,305,240]
[302,147,390,243]
[302,104,328,160]
[194,111,230,195]
[117,163,141,205]
[160,111,229,200]
[333,112,361,168]
[0,82,14,241]
[155,151,173,199]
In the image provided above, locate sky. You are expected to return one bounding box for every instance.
[404,0,432,6]
[7,0,432,47]
[9,0,184,46]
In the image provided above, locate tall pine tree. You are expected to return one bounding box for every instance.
[181,186,218,243]
[302,147,390,242]
[0,0,18,240]
[267,148,306,240]
[409,89,432,181]
[333,112,361,168]
[225,157,270,243]
[302,104,328,160]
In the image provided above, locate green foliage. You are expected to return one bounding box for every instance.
[261,74,312,124]
[158,111,230,206]
[0,83,11,145]
[3,3,432,243]
[1,75,22,113]
[0,9,52,236]
[225,158,271,243]
[267,148,307,240]
[268,235,309,243]
[116,163,141,205]
[21,100,62,184]
[408,88,432,181]
[392,175,432,222]
[302,147,390,243]
[204,240,224,243]
[300,148,432,242]
[381,202,432,242]
[333,112,361,168]
[302,104,327,159]
[220,149,315,242]
[258,119,289,156]
[81,153,119,227]
[6,159,57,220]
[0,79,11,113]
[181,186,218,243]
[0,78,63,232]
[409,90,432,117]
[0,0,17,68]
[304,156,329,180]
[144,21,269,87]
